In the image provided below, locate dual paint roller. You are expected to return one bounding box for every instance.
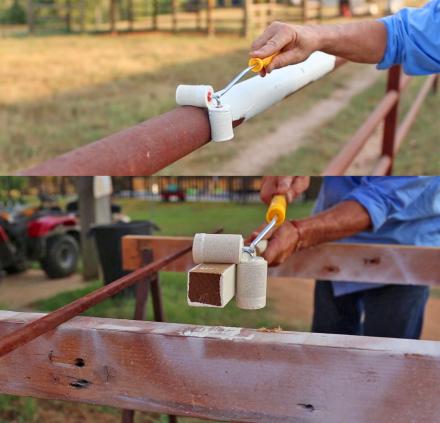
[187,195,287,310]
[176,54,278,142]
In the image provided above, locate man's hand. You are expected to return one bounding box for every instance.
[260,176,310,204]
[250,20,387,74]
[251,22,321,74]
[246,221,300,266]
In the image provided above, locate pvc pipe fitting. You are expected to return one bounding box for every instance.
[208,104,234,142]
[192,233,243,264]
[176,85,214,108]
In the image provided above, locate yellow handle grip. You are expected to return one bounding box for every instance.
[248,54,278,73]
[266,195,287,226]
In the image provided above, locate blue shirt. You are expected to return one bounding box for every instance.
[377,0,440,75]
[314,177,440,296]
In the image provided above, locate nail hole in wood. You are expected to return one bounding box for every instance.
[324,265,339,273]
[363,257,381,265]
[297,403,315,412]
[70,379,90,389]
[74,358,85,367]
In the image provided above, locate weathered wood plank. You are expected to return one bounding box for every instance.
[122,236,440,286]
[0,311,440,422]
[122,236,194,272]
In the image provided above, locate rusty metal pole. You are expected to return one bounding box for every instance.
[381,65,401,175]
[21,107,211,176]
[0,245,192,359]
[0,228,222,359]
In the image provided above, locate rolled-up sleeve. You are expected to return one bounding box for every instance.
[342,177,432,232]
[377,0,440,75]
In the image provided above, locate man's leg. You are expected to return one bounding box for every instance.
[363,285,429,339]
[312,280,363,335]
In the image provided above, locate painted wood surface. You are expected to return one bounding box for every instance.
[1,311,440,422]
[122,236,440,286]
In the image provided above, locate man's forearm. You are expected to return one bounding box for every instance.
[316,21,387,64]
[294,200,372,250]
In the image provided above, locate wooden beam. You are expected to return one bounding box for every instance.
[122,236,440,286]
[1,311,440,422]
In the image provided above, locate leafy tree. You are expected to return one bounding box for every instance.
[1,0,26,24]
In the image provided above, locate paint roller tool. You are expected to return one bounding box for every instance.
[214,53,278,102]
[243,194,287,257]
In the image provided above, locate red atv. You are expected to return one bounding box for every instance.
[0,210,80,279]
[27,214,80,279]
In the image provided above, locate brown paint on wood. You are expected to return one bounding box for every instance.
[123,237,440,286]
[1,311,440,422]
[188,271,221,306]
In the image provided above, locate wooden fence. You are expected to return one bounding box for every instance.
[1,236,440,422]
[23,0,383,37]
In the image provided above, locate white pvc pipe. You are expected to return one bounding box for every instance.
[218,52,336,122]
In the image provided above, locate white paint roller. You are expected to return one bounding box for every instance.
[193,233,243,264]
[176,84,214,108]
[236,254,268,310]
[208,104,234,142]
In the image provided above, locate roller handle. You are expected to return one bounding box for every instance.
[248,54,278,73]
[266,195,287,226]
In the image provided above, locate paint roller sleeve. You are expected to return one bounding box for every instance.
[192,233,244,264]
[236,255,268,310]
[176,85,214,108]
[208,104,234,142]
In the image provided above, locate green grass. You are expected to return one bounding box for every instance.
[118,198,313,236]
[33,272,296,330]
[0,395,38,423]
[33,198,314,329]
[270,72,440,175]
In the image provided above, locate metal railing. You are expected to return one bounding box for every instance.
[20,62,438,177]
[324,66,438,176]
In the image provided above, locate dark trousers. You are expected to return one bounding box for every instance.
[312,280,429,339]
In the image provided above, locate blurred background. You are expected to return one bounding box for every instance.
[0,175,440,422]
[1,0,438,175]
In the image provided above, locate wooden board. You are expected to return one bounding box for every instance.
[122,236,440,286]
[122,236,194,273]
[1,311,440,422]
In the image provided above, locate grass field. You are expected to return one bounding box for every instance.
[271,73,440,175]
[0,198,314,423]
[2,31,437,174]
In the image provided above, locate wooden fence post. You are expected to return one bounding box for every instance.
[381,65,401,175]
[79,0,86,33]
[243,0,253,37]
[172,0,179,32]
[302,0,308,23]
[206,0,215,36]
[65,0,72,32]
[27,0,35,34]
[110,0,117,34]
[152,0,159,30]
[127,0,134,31]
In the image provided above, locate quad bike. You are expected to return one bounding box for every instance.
[0,195,129,279]
[0,209,80,279]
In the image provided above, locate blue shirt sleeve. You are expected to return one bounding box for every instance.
[377,0,440,75]
[342,177,434,231]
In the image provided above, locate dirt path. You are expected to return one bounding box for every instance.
[215,66,380,175]
[0,269,88,309]
[267,277,440,341]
